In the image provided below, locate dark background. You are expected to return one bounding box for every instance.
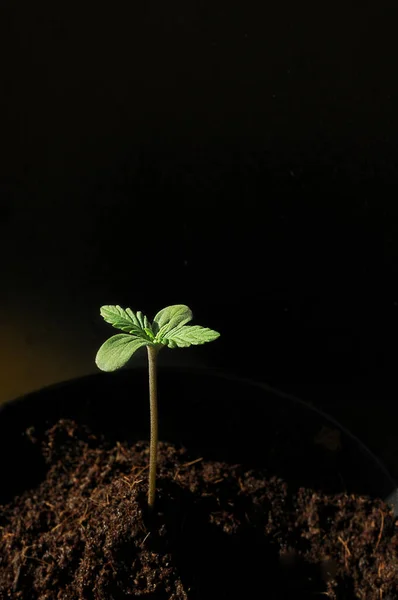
[1,2,398,478]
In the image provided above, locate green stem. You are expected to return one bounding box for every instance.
[147,345,159,510]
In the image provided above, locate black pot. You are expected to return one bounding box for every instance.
[0,367,396,511]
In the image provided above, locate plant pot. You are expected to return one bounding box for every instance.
[0,368,397,599]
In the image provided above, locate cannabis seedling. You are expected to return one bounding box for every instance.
[95,304,220,509]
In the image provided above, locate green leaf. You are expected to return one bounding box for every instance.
[136,311,146,329]
[163,325,220,348]
[125,308,140,327]
[152,305,193,338]
[95,334,149,371]
[100,305,152,338]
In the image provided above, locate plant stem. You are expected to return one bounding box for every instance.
[147,345,159,510]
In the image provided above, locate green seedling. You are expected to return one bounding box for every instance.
[95,304,220,509]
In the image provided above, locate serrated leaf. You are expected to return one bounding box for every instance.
[100,305,151,338]
[125,308,140,327]
[163,325,220,348]
[136,311,146,329]
[152,305,193,337]
[95,334,149,372]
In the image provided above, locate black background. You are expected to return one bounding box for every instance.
[2,1,398,478]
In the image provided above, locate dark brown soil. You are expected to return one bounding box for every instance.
[0,419,397,599]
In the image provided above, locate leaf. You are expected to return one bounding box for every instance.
[163,325,220,348]
[100,305,152,338]
[152,305,193,337]
[136,311,146,329]
[95,334,149,372]
[125,308,140,327]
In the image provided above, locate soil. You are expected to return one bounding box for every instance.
[0,419,397,599]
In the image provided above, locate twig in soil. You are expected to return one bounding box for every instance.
[141,531,151,547]
[375,509,385,551]
[181,457,203,468]
[120,465,148,492]
[77,504,90,529]
[378,562,384,578]
[12,561,21,593]
[122,475,144,490]
[24,555,51,566]
[174,457,203,480]
[50,503,90,534]
[131,465,149,475]
[337,536,351,570]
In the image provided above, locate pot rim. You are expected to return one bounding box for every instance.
[1,365,397,514]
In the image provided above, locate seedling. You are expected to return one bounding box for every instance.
[95,304,220,509]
